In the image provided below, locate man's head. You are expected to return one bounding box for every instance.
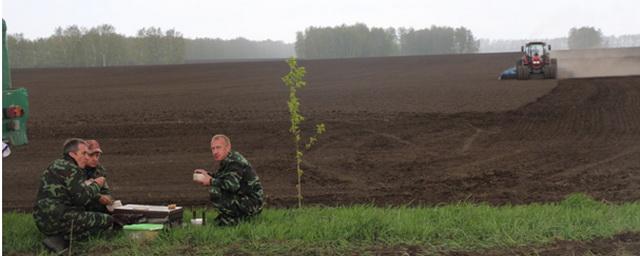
[63,138,88,168]
[86,139,102,168]
[210,134,231,161]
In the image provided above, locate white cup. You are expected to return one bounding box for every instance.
[190,218,203,225]
[193,173,205,182]
[107,200,123,212]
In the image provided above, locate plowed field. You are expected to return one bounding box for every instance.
[4,49,640,211]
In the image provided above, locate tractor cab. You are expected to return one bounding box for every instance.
[522,42,550,58]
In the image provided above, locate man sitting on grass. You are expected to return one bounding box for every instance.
[83,139,114,213]
[193,134,264,226]
[33,138,114,253]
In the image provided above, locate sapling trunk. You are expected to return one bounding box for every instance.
[282,57,326,208]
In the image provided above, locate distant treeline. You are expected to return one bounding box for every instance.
[9,24,636,68]
[6,23,481,68]
[186,38,293,62]
[295,23,479,59]
[6,24,294,68]
[7,25,186,68]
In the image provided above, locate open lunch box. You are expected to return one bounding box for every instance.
[113,204,184,227]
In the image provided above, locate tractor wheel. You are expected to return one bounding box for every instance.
[543,65,552,79]
[544,59,558,79]
[516,60,527,80]
[550,59,558,79]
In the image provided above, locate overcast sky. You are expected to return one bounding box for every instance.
[2,0,639,43]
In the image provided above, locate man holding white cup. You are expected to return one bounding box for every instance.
[193,134,264,226]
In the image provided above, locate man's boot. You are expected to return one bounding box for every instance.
[42,235,69,254]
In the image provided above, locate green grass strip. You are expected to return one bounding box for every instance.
[3,193,640,255]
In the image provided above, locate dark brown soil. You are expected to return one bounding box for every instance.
[3,49,640,255]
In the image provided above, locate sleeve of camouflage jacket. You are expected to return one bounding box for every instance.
[96,165,111,196]
[66,165,102,206]
[211,163,243,193]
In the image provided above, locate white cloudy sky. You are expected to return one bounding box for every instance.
[2,0,639,42]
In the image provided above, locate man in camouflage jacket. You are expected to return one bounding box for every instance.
[33,138,114,252]
[84,139,112,213]
[194,134,264,226]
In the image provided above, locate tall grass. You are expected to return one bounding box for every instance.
[2,211,42,252]
[4,194,640,255]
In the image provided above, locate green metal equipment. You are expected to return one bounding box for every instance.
[2,19,29,146]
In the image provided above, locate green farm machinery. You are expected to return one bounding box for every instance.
[3,19,29,146]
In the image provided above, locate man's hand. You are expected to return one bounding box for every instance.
[193,169,212,186]
[94,177,106,187]
[98,195,113,205]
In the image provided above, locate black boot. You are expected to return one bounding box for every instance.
[42,235,69,254]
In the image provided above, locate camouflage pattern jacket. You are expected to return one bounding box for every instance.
[208,151,264,210]
[33,156,102,223]
[85,164,111,196]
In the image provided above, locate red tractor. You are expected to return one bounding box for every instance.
[516,41,557,80]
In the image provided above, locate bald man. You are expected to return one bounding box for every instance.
[193,134,264,226]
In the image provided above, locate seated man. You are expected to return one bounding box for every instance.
[84,139,113,213]
[193,134,264,226]
[33,138,114,253]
